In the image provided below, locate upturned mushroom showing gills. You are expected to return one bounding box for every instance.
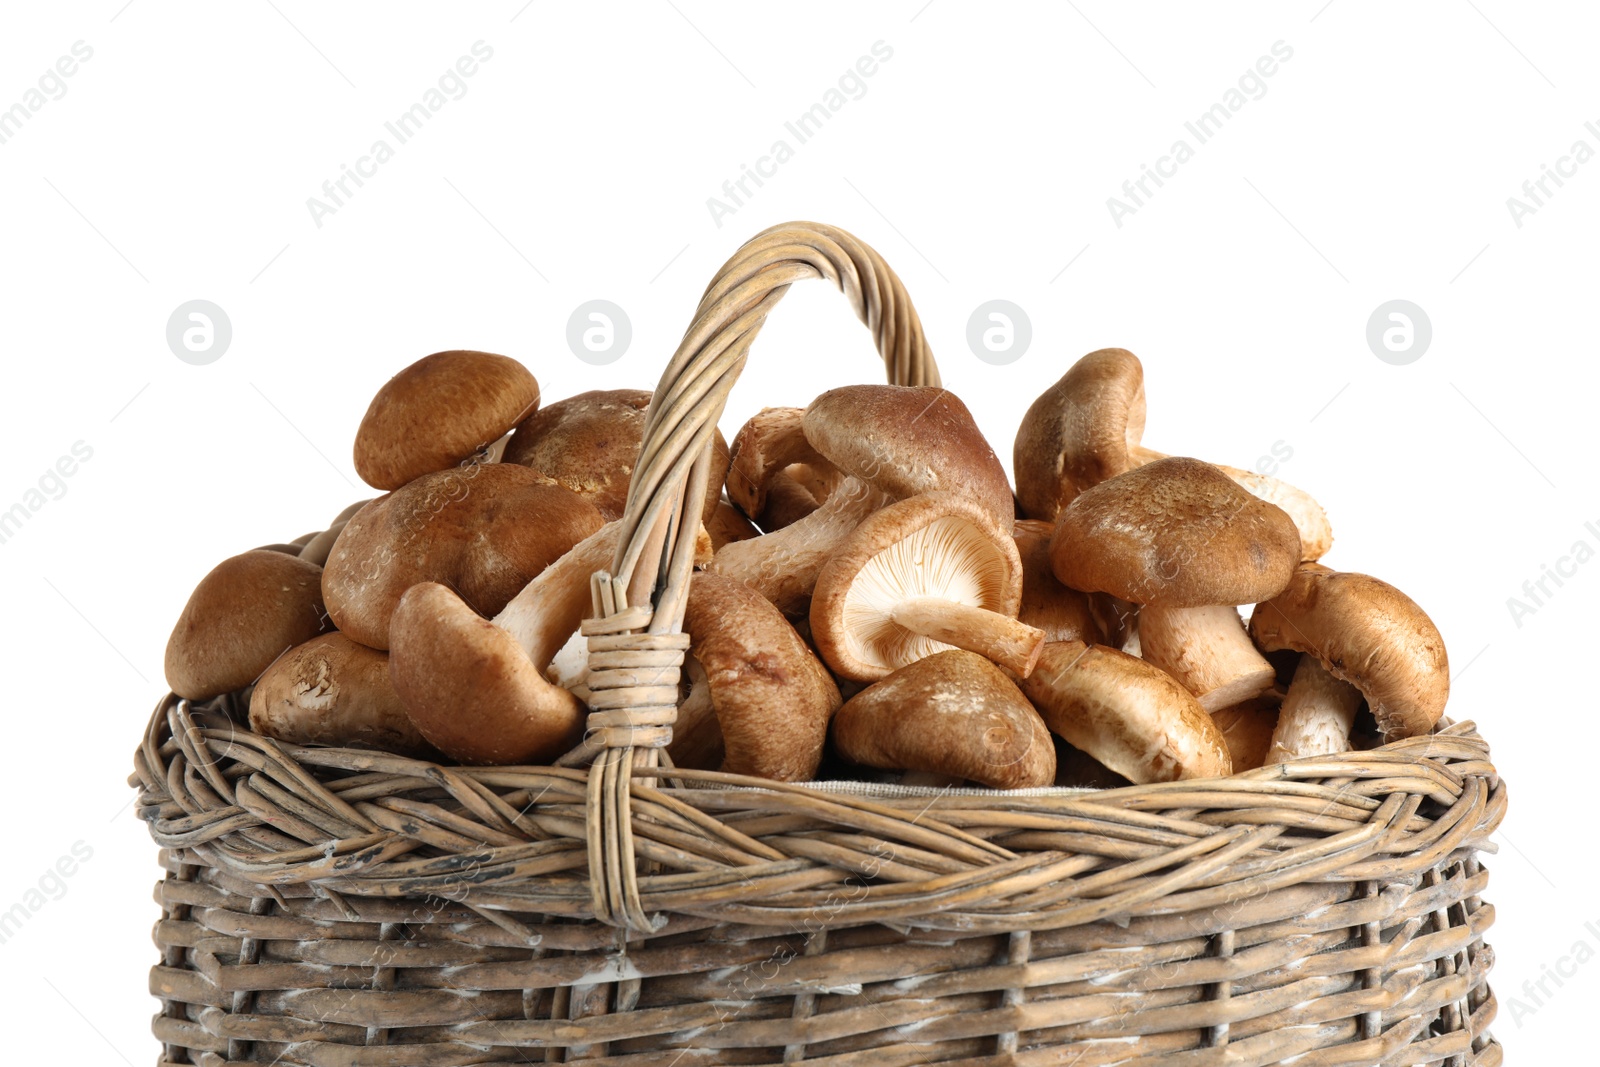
[387,522,622,764]
[668,573,840,781]
[831,650,1055,789]
[164,550,331,701]
[1014,347,1332,559]
[1250,565,1449,740]
[353,350,541,490]
[322,464,603,649]
[714,384,1012,614]
[1020,640,1232,783]
[1050,456,1299,711]
[249,633,433,757]
[811,493,1044,683]
[504,388,730,524]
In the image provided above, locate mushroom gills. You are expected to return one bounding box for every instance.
[844,516,1042,677]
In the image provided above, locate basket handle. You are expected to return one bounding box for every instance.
[572,221,940,930]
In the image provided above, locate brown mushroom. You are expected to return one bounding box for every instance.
[811,493,1043,683]
[725,407,840,532]
[1249,566,1449,740]
[1014,518,1106,644]
[831,650,1055,789]
[1019,640,1232,783]
[714,385,1011,614]
[354,350,540,490]
[503,388,728,524]
[666,573,840,781]
[1050,457,1298,711]
[164,550,331,701]
[387,522,622,764]
[1014,347,1147,523]
[322,464,602,649]
[706,498,761,551]
[298,499,374,567]
[1014,348,1332,558]
[804,385,1014,532]
[1210,694,1282,772]
[248,633,434,757]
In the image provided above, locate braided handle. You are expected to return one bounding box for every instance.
[572,222,940,930]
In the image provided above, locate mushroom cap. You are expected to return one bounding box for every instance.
[1014,348,1146,522]
[1049,456,1300,608]
[803,385,1015,531]
[1014,519,1106,644]
[388,582,584,764]
[831,651,1055,789]
[503,388,728,523]
[248,633,434,757]
[1209,695,1281,773]
[1019,640,1232,783]
[725,407,836,529]
[354,351,540,490]
[706,498,760,551]
[811,492,1024,682]
[322,464,602,649]
[1248,566,1449,739]
[680,573,841,781]
[165,550,330,700]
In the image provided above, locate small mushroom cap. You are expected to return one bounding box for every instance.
[706,498,761,551]
[354,351,540,490]
[1248,566,1449,739]
[1014,348,1146,522]
[726,407,836,529]
[1049,456,1300,608]
[831,651,1055,789]
[811,493,1024,682]
[803,385,1015,531]
[504,388,728,523]
[165,550,330,700]
[1210,695,1281,772]
[248,633,434,757]
[680,573,841,781]
[323,464,602,649]
[1019,640,1232,783]
[1014,519,1106,644]
[388,582,584,764]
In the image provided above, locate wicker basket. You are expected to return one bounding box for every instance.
[133,222,1506,1066]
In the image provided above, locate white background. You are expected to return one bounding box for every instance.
[0,1,1591,1060]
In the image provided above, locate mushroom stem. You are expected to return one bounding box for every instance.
[1265,655,1362,765]
[888,596,1045,678]
[711,478,889,614]
[1129,445,1331,561]
[494,521,623,663]
[1137,604,1275,711]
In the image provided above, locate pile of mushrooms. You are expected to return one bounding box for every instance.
[163,347,1451,790]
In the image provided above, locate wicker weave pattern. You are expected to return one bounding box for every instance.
[135,223,1505,1063]
[137,695,1503,1065]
